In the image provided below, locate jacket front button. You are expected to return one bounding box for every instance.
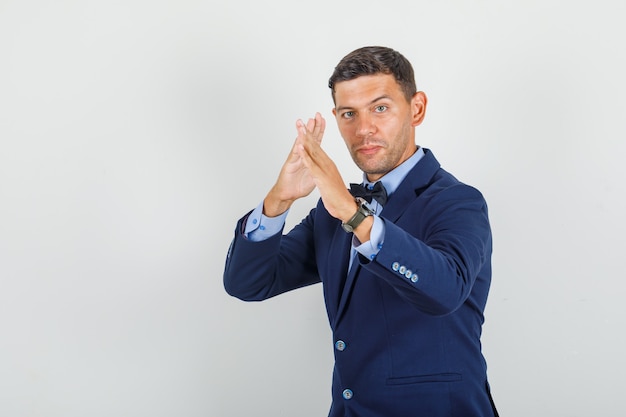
[342,389,353,400]
[335,340,346,351]
[392,262,400,271]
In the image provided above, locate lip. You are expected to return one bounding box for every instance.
[357,146,382,155]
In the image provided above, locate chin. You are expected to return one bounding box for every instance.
[360,165,390,178]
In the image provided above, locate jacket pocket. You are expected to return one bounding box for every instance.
[386,373,462,385]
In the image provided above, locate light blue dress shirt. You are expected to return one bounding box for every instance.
[245,147,425,262]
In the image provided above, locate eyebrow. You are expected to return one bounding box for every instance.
[335,95,393,112]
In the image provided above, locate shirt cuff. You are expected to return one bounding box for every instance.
[244,201,289,241]
[353,215,385,261]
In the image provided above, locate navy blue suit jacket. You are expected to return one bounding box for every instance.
[224,149,497,417]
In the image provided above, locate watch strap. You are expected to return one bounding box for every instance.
[341,197,373,233]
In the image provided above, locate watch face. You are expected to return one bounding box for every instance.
[356,197,374,214]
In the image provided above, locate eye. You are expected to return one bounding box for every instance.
[374,105,388,113]
[341,111,355,119]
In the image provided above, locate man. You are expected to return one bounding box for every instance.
[224,46,498,417]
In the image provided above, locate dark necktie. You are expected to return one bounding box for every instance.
[348,181,388,206]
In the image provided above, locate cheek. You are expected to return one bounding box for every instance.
[343,138,357,153]
[338,126,355,143]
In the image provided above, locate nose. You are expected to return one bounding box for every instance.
[355,114,375,138]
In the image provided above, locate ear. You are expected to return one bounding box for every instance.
[331,107,337,118]
[410,91,428,127]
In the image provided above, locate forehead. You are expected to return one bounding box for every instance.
[333,73,403,108]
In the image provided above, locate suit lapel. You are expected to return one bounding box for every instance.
[334,252,361,327]
[324,227,352,326]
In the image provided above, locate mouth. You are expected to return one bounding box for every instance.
[357,145,383,156]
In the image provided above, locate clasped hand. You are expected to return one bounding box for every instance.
[263,113,357,225]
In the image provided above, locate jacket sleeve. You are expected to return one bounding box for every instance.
[223,209,321,301]
[363,184,492,316]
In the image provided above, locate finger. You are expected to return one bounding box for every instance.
[298,114,325,143]
[296,117,328,167]
[296,143,315,173]
[311,113,326,143]
[287,127,307,162]
[298,142,343,200]
[295,119,309,146]
[301,136,332,175]
[295,119,309,144]
[295,118,305,132]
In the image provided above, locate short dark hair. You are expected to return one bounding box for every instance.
[328,46,417,103]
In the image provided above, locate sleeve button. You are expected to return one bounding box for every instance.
[342,389,353,400]
[335,340,346,351]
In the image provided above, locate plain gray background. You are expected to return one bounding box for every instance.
[1,0,625,416]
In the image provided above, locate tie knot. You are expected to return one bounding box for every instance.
[349,181,388,206]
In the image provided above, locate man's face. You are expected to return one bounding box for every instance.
[332,74,426,181]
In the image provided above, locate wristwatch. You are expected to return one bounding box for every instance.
[341,197,374,233]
